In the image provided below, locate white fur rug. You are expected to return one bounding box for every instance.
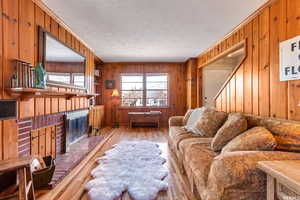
[85,140,168,200]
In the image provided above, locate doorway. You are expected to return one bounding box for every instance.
[202,42,246,107]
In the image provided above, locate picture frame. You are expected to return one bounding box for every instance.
[105,80,115,89]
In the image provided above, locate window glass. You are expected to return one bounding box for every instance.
[73,73,85,87]
[48,73,71,84]
[120,73,168,107]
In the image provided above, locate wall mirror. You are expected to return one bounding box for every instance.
[39,27,86,89]
[202,41,246,107]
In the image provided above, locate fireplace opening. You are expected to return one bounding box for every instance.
[65,109,89,152]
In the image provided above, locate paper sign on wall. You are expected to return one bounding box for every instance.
[280,35,300,81]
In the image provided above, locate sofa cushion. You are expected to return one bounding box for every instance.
[178,137,213,156]
[168,126,200,153]
[191,108,228,137]
[222,127,277,153]
[244,114,300,152]
[169,126,189,150]
[184,107,205,132]
[211,113,247,151]
[182,109,194,125]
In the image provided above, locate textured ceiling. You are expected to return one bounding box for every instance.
[42,0,267,62]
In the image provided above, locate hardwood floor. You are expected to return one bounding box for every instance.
[38,127,190,200]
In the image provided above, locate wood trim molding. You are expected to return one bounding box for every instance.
[198,0,277,58]
[32,0,95,53]
[199,39,246,68]
[203,39,247,100]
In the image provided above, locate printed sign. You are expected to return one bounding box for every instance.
[280,35,300,81]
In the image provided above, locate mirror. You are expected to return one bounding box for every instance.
[39,27,86,89]
[202,42,246,107]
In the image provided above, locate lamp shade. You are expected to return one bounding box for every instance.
[111,89,120,97]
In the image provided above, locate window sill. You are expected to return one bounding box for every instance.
[118,106,169,110]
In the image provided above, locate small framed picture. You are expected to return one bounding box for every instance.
[94,69,100,77]
[105,80,115,89]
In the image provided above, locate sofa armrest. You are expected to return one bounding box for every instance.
[204,151,300,200]
[169,116,184,127]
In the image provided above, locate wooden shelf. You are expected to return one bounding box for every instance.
[6,88,99,101]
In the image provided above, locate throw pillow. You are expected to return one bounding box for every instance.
[211,113,247,151]
[191,107,228,137]
[183,107,205,132]
[222,126,277,153]
[182,109,194,125]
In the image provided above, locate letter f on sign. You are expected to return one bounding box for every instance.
[292,42,297,52]
[285,67,290,75]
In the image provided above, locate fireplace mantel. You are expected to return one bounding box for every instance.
[6,88,98,101]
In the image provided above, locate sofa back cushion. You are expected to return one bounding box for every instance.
[244,115,300,152]
[184,107,205,132]
[182,109,194,125]
[211,113,247,151]
[191,107,228,137]
[221,126,277,153]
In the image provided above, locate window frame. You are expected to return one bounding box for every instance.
[120,73,169,108]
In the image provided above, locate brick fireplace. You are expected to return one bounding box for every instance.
[17,112,66,158]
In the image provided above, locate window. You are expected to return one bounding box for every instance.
[121,74,144,107]
[47,73,71,84]
[73,73,85,87]
[146,74,168,106]
[120,73,168,107]
[47,72,85,87]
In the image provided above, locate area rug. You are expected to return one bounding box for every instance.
[85,140,168,200]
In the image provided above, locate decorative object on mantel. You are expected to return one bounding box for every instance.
[34,62,46,89]
[85,141,168,200]
[11,59,35,88]
[8,59,98,101]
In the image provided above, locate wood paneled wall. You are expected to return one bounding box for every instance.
[31,125,56,158]
[102,63,187,127]
[0,0,97,160]
[198,0,300,122]
[186,58,198,109]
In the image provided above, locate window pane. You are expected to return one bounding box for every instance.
[146,90,167,99]
[122,99,143,107]
[147,82,167,89]
[146,75,167,82]
[122,82,143,90]
[74,74,85,87]
[121,91,143,99]
[48,73,70,84]
[121,75,143,83]
[146,99,168,107]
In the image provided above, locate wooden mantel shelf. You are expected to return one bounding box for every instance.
[6,88,98,101]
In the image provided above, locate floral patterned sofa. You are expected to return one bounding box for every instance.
[168,112,300,200]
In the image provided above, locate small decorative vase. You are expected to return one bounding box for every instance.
[34,62,46,89]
